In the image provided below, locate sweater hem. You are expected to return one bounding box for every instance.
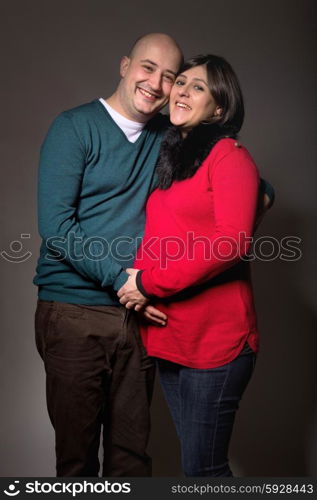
[146,341,258,370]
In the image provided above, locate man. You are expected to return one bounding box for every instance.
[34,33,183,477]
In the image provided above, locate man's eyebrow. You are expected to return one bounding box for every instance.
[140,59,157,66]
[140,59,177,76]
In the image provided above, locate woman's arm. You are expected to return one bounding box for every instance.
[118,147,259,304]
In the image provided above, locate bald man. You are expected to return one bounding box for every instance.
[34,33,183,477]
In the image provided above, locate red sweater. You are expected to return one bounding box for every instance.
[135,138,260,369]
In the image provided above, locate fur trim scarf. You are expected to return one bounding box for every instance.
[156,124,237,189]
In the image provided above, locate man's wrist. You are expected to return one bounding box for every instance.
[113,269,129,291]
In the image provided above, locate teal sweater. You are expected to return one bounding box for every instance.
[34,100,167,305]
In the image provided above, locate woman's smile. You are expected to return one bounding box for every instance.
[169,65,222,135]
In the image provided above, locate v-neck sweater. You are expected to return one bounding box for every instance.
[34,99,167,305]
[135,139,260,368]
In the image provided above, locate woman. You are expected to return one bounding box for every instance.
[119,54,260,476]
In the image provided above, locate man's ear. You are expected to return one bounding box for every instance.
[120,56,130,77]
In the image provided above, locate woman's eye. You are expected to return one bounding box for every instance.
[175,80,185,86]
[194,85,204,91]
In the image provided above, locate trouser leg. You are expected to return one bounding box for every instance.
[35,300,154,477]
[158,353,256,477]
[102,310,155,477]
[35,300,118,476]
[157,359,182,439]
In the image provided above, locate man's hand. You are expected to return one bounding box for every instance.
[141,304,167,326]
[117,268,149,311]
[255,192,271,231]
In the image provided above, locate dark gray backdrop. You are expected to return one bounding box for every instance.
[1,0,316,476]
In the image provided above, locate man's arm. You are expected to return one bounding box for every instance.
[38,113,128,290]
[260,178,275,209]
[255,178,275,230]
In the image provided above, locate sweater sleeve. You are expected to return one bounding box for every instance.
[259,177,275,208]
[139,147,259,298]
[37,113,128,290]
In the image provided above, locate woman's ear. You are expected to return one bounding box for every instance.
[214,106,222,117]
[120,56,130,78]
[201,107,223,125]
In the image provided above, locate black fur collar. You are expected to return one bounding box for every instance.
[156,124,237,189]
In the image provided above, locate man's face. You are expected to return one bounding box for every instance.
[118,40,181,122]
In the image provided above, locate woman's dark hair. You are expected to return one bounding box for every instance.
[156,54,245,189]
[182,54,244,131]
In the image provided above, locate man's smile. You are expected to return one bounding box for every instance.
[137,87,161,102]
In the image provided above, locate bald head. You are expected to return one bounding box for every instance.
[129,33,183,65]
[107,32,183,122]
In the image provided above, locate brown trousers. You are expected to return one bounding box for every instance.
[35,300,155,477]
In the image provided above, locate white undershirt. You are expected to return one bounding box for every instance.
[99,98,144,143]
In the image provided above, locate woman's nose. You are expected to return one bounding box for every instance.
[178,85,190,97]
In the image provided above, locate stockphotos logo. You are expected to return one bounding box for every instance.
[3,480,131,496]
[3,481,20,496]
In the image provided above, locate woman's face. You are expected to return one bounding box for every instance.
[169,65,222,136]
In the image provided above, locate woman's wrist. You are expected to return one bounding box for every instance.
[135,270,153,299]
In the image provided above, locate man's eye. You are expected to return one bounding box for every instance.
[164,75,175,83]
[143,65,153,72]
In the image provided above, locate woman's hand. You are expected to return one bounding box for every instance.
[117,268,149,311]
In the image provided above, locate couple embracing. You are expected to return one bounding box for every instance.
[34,33,273,477]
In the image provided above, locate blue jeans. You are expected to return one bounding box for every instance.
[157,350,256,477]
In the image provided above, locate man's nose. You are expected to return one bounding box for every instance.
[148,72,162,92]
